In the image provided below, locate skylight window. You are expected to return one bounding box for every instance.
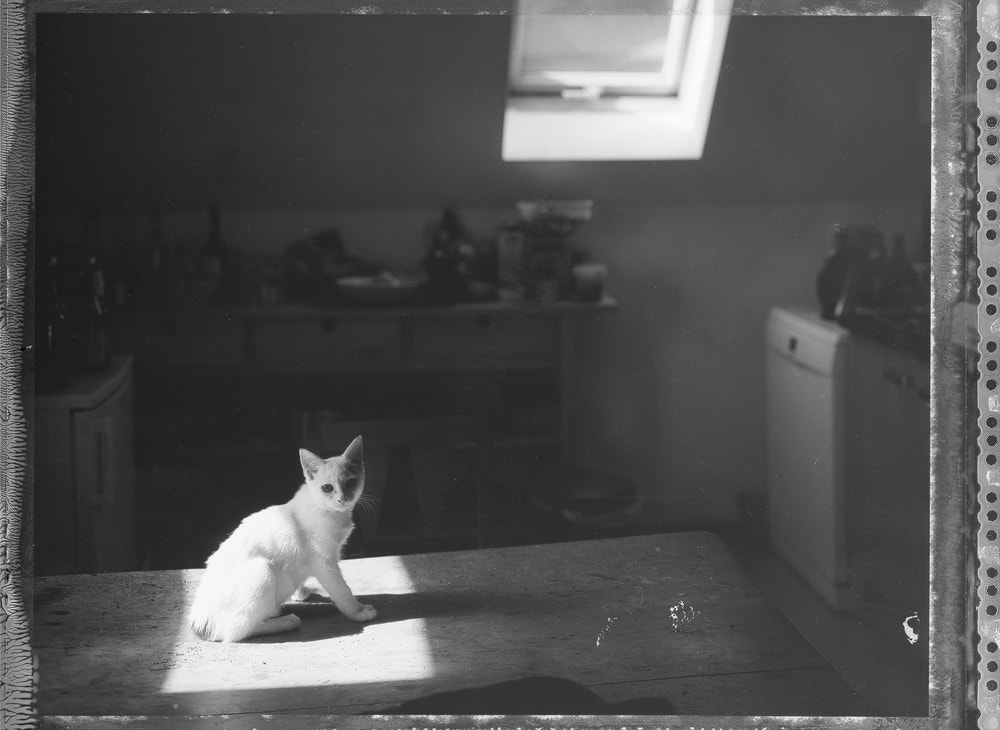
[501,0,732,161]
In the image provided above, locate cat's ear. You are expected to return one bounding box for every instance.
[299,448,323,479]
[343,435,363,464]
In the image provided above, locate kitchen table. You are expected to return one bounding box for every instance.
[33,532,871,726]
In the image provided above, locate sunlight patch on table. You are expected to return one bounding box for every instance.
[159,555,436,696]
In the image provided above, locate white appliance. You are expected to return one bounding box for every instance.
[765,307,850,609]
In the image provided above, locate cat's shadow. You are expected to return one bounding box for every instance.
[246,599,364,643]
[252,589,511,643]
[362,589,508,621]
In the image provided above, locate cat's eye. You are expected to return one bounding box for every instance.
[321,484,334,494]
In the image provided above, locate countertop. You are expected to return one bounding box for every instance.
[34,356,133,409]
[839,308,930,361]
[110,295,618,322]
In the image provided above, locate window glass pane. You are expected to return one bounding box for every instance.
[520,14,673,74]
[511,0,690,95]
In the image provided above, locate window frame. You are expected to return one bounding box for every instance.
[501,0,733,161]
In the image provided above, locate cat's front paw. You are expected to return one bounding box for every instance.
[347,603,377,622]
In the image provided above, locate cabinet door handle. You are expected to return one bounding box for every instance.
[96,430,109,502]
[82,416,114,509]
[399,317,415,359]
[883,367,929,404]
[882,368,904,388]
[882,368,915,391]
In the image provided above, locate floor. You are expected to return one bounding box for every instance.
[725,533,929,717]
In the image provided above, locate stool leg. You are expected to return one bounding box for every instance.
[354,442,389,551]
[408,444,453,543]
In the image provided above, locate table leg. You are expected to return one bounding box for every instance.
[476,446,496,549]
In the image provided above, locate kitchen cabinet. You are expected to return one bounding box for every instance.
[33,357,137,575]
[845,336,929,625]
[110,311,246,367]
[253,317,401,370]
[110,299,614,459]
[109,300,615,560]
[764,312,929,690]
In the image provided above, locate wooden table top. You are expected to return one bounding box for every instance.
[33,532,871,723]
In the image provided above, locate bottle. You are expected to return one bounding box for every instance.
[111,198,139,306]
[885,233,918,307]
[865,230,888,308]
[832,227,871,323]
[35,255,73,391]
[80,255,111,371]
[474,235,499,286]
[147,202,164,276]
[37,256,60,353]
[496,224,525,295]
[424,208,463,304]
[816,224,851,320]
[109,240,130,310]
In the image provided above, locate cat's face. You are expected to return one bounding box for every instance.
[299,436,365,514]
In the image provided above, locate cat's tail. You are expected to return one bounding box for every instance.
[188,609,215,641]
[188,583,224,642]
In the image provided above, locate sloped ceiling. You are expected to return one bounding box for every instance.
[35,13,930,212]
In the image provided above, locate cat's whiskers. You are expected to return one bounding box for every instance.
[353,499,379,519]
[354,495,382,515]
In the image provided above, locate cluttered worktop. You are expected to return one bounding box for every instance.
[37,200,616,390]
[35,201,613,383]
[122,201,605,312]
[814,222,931,361]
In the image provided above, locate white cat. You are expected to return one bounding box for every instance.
[189,437,377,642]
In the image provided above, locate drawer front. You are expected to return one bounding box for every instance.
[513,317,559,360]
[254,319,401,369]
[413,315,558,366]
[111,315,245,367]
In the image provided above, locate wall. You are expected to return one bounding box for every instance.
[36,13,930,214]
[572,198,926,522]
[34,12,931,523]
